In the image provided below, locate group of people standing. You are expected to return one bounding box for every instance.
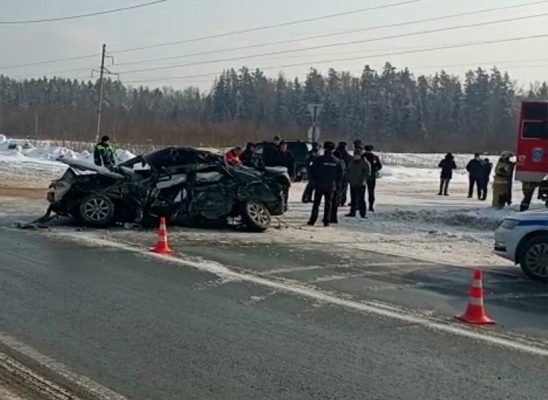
[306,140,382,227]
[225,137,295,174]
[465,153,493,201]
[438,153,492,198]
[438,151,527,210]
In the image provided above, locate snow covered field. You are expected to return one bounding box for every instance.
[0,135,545,270]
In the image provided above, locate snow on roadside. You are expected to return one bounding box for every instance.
[0,135,542,269]
[0,136,136,186]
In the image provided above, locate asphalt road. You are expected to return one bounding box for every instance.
[0,227,547,399]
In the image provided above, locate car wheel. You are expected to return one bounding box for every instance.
[78,194,116,227]
[241,201,271,232]
[519,236,548,282]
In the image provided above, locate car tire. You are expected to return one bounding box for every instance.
[241,201,271,232]
[78,194,116,228]
[519,235,548,282]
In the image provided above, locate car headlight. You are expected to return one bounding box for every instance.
[499,219,519,230]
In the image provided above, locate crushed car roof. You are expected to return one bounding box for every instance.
[142,147,222,168]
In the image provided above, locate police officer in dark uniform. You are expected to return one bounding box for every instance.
[307,141,344,227]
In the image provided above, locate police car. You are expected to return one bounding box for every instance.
[494,211,548,282]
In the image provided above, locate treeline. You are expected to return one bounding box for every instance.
[0,62,546,151]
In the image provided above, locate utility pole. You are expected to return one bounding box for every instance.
[95,43,106,143]
[92,44,117,143]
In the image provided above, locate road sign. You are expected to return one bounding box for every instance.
[307,125,320,142]
[307,103,323,123]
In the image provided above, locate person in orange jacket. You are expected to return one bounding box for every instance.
[225,147,242,165]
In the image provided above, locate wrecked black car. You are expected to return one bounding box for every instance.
[46,147,291,231]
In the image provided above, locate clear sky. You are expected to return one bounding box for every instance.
[1,0,547,92]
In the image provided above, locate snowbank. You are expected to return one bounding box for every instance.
[378,152,499,169]
[0,137,135,167]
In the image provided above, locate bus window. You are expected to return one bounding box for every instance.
[523,121,548,139]
[522,102,548,120]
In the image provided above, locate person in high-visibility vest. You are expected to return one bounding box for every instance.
[93,135,115,167]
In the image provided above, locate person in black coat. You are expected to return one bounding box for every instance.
[334,141,351,206]
[302,144,320,203]
[466,153,483,199]
[307,141,344,227]
[438,153,457,196]
[263,136,282,167]
[240,142,264,169]
[275,141,295,177]
[478,158,493,201]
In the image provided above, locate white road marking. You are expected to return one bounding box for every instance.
[264,261,431,276]
[0,332,127,400]
[56,231,548,358]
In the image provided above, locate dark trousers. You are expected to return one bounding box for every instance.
[478,179,489,200]
[439,178,450,194]
[349,185,366,217]
[468,176,481,198]
[309,188,334,225]
[282,186,289,211]
[302,181,315,203]
[331,189,340,223]
[366,178,376,210]
[520,182,539,211]
[339,180,348,206]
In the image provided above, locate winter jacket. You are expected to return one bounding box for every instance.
[480,161,493,182]
[334,148,351,167]
[94,142,115,167]
[225,150,241,165]
[363,151,382,178]
[307,150,319,176]
[240,149,263,169]
[439,158,457,179]
[272,150,295,176]
[494,159,514,180]
[310,153,344,191]
[262,143,279,167]
[466,158,483,178]
[347,158,371,187]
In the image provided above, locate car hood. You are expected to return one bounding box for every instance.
[508,210,548,221]
[57,157,125,180]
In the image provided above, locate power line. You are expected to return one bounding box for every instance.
[112,0,548,68]
[115,13,548,75]
[9,66,96,79]
[0,0,168,24]
[0,0,417,71]
[11,43,448,78]
[0,54,99,70]
[110,0,421,54]
[122,34,548,84]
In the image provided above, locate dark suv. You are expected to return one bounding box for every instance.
[256,140,312,181]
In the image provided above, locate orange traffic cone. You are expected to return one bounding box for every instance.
[150,217,174,254]
[456,269,495,325]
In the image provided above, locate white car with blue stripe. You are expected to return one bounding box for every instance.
[495,211,548,282]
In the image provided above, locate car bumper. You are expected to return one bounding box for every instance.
[494,228,515,262]
[494,246,513,261]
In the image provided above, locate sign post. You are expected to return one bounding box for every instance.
[307,103,323,142]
